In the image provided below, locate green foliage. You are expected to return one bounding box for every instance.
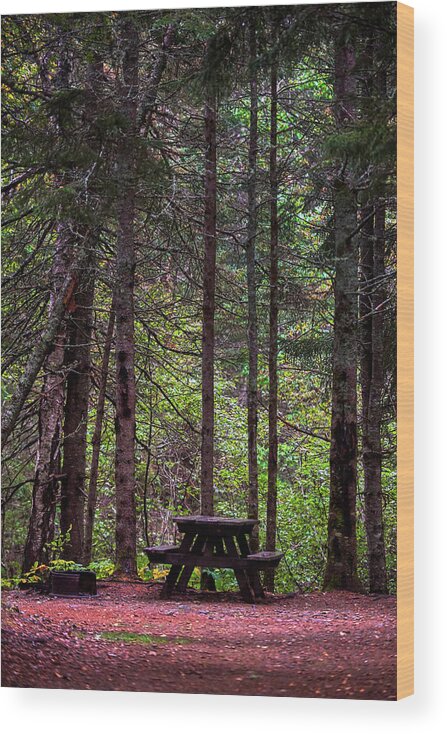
[85,559,115,579]
[45,526,73,562]
[1,558,83,590]
[324,119,396,169]
[99,631,191,645]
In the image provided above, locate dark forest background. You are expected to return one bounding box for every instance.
[1,2,397,595]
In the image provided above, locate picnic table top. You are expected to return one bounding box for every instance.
[172,515,258,529]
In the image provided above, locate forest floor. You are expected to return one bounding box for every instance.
[1,581,396,700]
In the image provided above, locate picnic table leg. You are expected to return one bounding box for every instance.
[159,531,196,598]
[160,564,183,598]
[175,534,207,592]
[247,569,264,598]
[224,536,255,603]
[236,533,265,599]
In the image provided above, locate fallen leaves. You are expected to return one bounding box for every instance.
[1,582,397,700]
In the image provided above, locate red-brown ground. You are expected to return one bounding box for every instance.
[1,582,396,700]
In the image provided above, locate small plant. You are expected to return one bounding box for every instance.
[44,526,73,562]
[1,561,50,590]
[4,528,93,590]
[151,567,169,581]
[1,577,19,590]
[3,559,88,591]
[188,566,237,592]
[50,559,84,572]
[85,559,115,579]
[137,553,152,581]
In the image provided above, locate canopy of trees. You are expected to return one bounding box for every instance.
[1,2,397,595]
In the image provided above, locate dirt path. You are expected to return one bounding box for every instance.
[1,582,396,699]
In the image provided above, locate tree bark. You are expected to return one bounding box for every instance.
[246,19,259,551]
[323,35,362,592]
[60,260,95,562]
[83,308,115,566]
[359,48,389,594]
[21,44,73,573]
[114,19,139,577]
[265,48,279,592]
[22,227,70,572]
[200,89,217,517]
[360,199,388,593]
[59,57,105,563]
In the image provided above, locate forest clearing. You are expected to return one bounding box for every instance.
[2,582,396,699]
[2,2,398,698]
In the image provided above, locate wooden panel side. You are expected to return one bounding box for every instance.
[397,1,414,701]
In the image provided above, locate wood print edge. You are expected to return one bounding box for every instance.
[396,0,414,701]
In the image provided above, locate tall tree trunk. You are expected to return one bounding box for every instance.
[200,89,217,517]
[265,47,279,592]
[114,19,139,577]
[360,200,388,593]
[246,18,259,551]
[323,34,362,592]
[59,58,104,563]
[21,45,73,573]
[83,308,115,565]
[359,202,374,446]
[359,49,388,594]
[22,227,70,572]
[59,260,95,562]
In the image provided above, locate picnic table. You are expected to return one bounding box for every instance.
[144,515,283,603]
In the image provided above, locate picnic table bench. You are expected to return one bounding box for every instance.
[144,515,283,603]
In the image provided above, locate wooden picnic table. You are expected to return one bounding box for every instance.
[144,515,283,603]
